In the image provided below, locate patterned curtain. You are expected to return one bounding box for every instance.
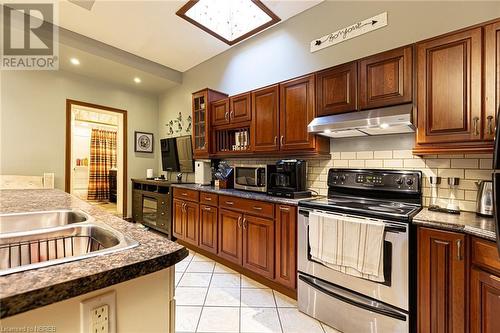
[87,129,117,201]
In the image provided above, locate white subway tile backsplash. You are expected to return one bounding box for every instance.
[464,169,493,180]
[450,159,478,169]
[365,160,383,168]
[356,151,373,159]
[331,152,341,160]
[383,159,403,168]
[348,160,365,168]
[437,169,464,179]
[333,160,349,167]
[403,159,426,168]
[464,190,477,201]
[393,150,413,159]
[480,159,493,169]
[374,151,392,159]
[341,152,356,160]
[425,159,451,169]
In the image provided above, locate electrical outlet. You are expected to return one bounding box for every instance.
[80,291,116,333]
[91,305,109,333]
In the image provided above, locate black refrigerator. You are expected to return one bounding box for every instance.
[494,109,500,253]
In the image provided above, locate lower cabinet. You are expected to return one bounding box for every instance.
[242,214,274,279]
[199,205,218,254]
[417,227,466,333]
[218,209,243,265]
[470,268,500,333]
[172,198,199,246]
[275,205,297,289]
[172,199,184,239]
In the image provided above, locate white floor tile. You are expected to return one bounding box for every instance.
[197,306,240,333]
[178,273,212,287]
[186,261,215,273]
[241,288,276,307]
[210,273,241,288]
[205,287,240,306]
[175,273,183,287]
[321,322,342,333]
[176,260,190,272]
[214,263,238,274]
[241,275,269,289]
[278,308,324,333]
[273,291,296,308]
[240,307,282,333]
[175,287,208,306]
[175,306,202,332]
[192,253,214,262]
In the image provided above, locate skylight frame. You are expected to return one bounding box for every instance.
[176,0,281,46]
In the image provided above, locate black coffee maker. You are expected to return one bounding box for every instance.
[267,159,311,198]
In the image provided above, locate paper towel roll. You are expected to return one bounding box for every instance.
[146,169,154,179]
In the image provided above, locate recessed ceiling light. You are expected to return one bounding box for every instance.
[70,58,80,65]
[134,77,141,84]
[176,0,280,45]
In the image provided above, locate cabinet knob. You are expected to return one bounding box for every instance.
[487,115,494,135]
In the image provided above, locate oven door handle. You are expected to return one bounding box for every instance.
[298,274,407,321]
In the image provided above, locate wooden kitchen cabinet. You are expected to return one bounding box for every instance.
[484,20,500,141]
[251,85,280,152]
[316,62,357,116]
[359,46,413,110]
[415,27,486,153]
[230,92,252,124]
[275,205,297,289]
[172,198,185,239]
[218,208,243,265]
[173,198,199,246]
[199,204,218,254]
[418,227,467,333]
[279,74,316,151]
[212,98,230,127]
[242,214,275,279]
[470,268,500,333]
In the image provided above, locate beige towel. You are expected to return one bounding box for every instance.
[309,211,385,282]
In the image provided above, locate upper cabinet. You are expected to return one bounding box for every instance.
[316,62,357,116]
[211,93,251,127]
[358,46,413,110]
[484,21,500,141]
[251,85,280,152]
[279,75,316,151]
[211,98,230,127]
[192,88,228,159]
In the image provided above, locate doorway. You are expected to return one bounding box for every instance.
[65,100,127,217]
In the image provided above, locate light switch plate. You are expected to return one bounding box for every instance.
[80,291,116,333]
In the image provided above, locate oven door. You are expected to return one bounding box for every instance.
[298,208,409,311]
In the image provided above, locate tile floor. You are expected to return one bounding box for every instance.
[175,250,341,333]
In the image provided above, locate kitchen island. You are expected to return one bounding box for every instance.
[0,189,187,332]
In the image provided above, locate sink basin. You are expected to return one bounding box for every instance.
[0,210,139,276]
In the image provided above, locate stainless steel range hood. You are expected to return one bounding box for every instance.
[308,104,415,138]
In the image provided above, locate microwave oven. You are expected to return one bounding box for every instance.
[233,165,267,192]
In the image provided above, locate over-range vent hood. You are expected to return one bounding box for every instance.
[308,104,415,138]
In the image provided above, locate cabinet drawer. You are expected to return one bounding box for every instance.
[219,195,274,218]
[173,188,199,202]
[472,237,500,275]
[200,192,218,206]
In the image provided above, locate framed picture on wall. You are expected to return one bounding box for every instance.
[135,131,154,153]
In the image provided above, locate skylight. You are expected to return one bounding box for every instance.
[177,0,280,45]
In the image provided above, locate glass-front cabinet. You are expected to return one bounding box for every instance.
[192,88,228,158]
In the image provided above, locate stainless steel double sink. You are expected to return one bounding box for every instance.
[0,209,139,276]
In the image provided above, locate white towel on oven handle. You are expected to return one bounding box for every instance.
[308,211,385,282]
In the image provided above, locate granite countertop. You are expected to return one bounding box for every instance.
[0,189,188,318]
[171,183,317,206]
[413,208,497,241]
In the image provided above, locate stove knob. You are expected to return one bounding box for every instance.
[406,178,414,186]
[396,178,403,185]
[339,175,346,182]
[332,175,338,181]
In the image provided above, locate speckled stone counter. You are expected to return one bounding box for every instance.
[413,208,497,241]
[0,189,188,318]
[171,183,316,205]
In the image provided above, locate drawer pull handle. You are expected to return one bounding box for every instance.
[274,136,278,146]
[225,112,229,121]
[243,218,247,229]
[181,192,188,196]
[203,207,211,211]
[490,275,500,283]
[238,216,242,228]
[253,206,262,211]
[280,135,284,146]
[280,206,290,211]
[487,115,494,135]
[456,239,462,261]
[226,201,234,205]
[161,212,165,215]
[473,117,480,136]
[204,197,212,201]
[230,111,234,119]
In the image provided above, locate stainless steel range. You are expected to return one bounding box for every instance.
[298,169,422,333]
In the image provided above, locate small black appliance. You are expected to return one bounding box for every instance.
[267,159,311,198]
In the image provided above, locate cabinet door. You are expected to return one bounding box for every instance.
[470,268,500,333]
[359,46,413,110]
[218,209,243,265]
[242,214,275,279]
[416,27,482,144]
[279,75,316,150]
[251,85,280,152]
[212,98,230,126]
[172,199,185,239]
[192,91,209,158]
[484,20,500,141]
[183,201,199,246]
[316,62,357,116]
[275,205,297,289]
[199,205,218,254]
[418,227,466,333]
[230,93,251,123]
[132,190,143,222]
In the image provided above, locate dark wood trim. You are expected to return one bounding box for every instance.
[177,238,297,299]
[65,99,128,218]
[176,0,281,46]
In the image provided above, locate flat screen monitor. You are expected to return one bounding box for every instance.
[160,138,179,172]
[160,136,194,173]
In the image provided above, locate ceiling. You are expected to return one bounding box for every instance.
[58,0,323,72]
